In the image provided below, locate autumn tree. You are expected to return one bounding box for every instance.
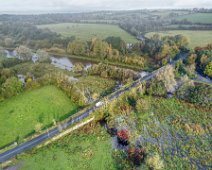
[155,65,177,93]
[128,147,146,166]
[174,34,189,48]
[36,49,50,63]
[186,53,197,65]
[67,40,87,56]
[90,39,112,59]
[73,62,84,73]
[117,129,130,145]
[16,46,32,61]
[147,79,167,97]
[204,61,212,78]
[4,38,14,48]
[1,77,23,98]
[104,36,127,55]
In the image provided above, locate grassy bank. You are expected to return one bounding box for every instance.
[0,86,79,148]
[38,23,138,43]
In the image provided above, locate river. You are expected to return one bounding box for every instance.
[5,50,93,71]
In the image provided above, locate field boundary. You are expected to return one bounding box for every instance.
[39,117,95,148]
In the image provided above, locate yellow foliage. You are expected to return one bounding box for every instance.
[146,153,164,170]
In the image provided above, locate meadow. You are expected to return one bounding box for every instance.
[176,13,212,24]
[145,30,212,48]
[0,86,79,148]
[15,125,116,170]
[38,23,138,43]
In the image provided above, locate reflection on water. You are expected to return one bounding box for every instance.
[5,50,93,71]
[51,57,73,71]
[51,56,92,71]
[5,50,17,58]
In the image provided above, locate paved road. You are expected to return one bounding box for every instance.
[0,52,188,164]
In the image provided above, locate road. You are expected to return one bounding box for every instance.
[0,52,188,164]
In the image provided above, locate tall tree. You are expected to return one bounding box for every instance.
[36,49,50,63]
[67,40,87,56]
[105,36,127,55]
[16,46,32,61]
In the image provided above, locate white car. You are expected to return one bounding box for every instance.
[95,101,104,107]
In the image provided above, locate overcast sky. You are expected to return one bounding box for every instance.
[0,0,212,13]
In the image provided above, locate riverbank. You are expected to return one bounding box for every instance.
[47,52,152,72]
[5,48,152,72]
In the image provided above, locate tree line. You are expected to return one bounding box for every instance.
[66,37,146,68]
[0,22,75,50]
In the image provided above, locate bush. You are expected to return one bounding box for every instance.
[146,153,164,170]
[128,147,146,166]
[1,77,23,99]
[146,79,167,97]
[177,83,212,107]
[1,58,23,68]
[204,61,212,78]
[88,63,139,83]
[117,129,130,145]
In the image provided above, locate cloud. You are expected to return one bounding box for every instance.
[0,0,212,12]
[173,0,212,7]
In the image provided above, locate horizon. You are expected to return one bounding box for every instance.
[0,0,212,14]
[0,8,211,15]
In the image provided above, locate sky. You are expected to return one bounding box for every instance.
[0,0,212,13]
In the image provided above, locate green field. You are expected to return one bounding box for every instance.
[38,23,138,43]
[0,86,79,148]
[146,30,212,48]
[15,126,116,170]
[76,76,116,98]
[177,13,212,24]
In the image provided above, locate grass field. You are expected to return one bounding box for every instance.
[15,125,116,170]
[176,13,212,24]
[145,30,212,48]
[76,76,116,98]
[38,23,138,43]
[0,86,79,148]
